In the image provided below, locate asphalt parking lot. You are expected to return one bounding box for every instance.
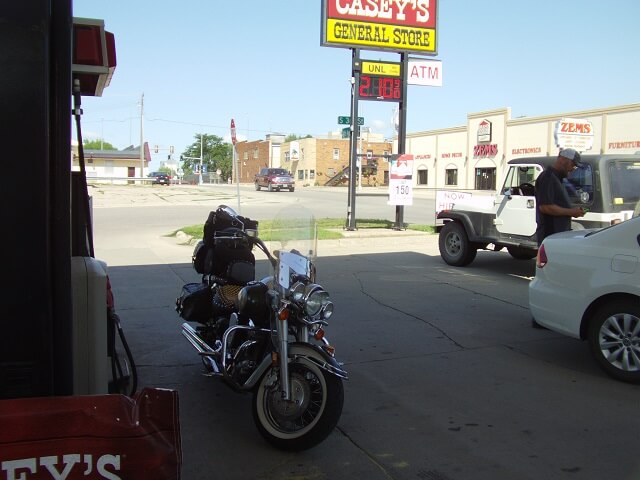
[93,184,639,480]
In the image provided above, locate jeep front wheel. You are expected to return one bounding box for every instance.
[439,222,477,266]
[255,182,261,191]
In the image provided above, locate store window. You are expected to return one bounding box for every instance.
[310,169,315,179]
[417,169,428,185]
[243,151,248,160]
[445,168,457,186]
[475,167,496,190]
[298,170,304,180]
[284,151,290,163]
[333,148,340,161]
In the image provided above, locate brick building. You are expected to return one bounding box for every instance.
[235,132,393,187]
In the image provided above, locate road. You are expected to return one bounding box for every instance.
[89,182,438,227]
[92,184,639,480]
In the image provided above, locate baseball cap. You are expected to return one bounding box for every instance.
[559,148,583,167]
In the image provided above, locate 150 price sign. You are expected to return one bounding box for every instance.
[388,155,414,205]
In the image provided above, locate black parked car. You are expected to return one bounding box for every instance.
[148,171,171,185]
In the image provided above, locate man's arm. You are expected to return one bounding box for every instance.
[538,204,585,217]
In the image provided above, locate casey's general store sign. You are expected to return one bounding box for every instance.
[321,0,438,55]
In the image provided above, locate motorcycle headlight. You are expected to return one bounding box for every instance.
[290,281,306,302]
[305,288,330,317]
[322,301,334,319]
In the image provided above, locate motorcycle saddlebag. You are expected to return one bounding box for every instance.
[176,282,213,323]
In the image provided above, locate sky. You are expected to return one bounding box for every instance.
[72,0,640,171]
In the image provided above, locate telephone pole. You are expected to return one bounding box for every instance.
[139,93,144,179]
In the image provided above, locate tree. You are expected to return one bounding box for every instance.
[180,133,232,180]
[83,138,117,150]
[284,134,312,142]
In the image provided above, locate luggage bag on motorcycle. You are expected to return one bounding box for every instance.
[203,205,258,246]
[192,206,258,277]
[176,282,213,322]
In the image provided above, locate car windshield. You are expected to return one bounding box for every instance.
[608,160,640,208]
[271,169,288,175]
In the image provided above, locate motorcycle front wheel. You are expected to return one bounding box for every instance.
[252,359,344,451]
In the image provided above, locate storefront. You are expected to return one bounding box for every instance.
[404,102,640,191]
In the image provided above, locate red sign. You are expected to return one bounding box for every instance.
[0,388,182,479]
[326,0,437,28]
[230,119,237,146]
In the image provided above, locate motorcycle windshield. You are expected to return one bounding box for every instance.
[269,205,318,290]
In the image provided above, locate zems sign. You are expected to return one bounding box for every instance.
[554,117,594,151]
[407,59,442,86]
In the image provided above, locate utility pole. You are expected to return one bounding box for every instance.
[139,93,144,180]
[199,133,203,185]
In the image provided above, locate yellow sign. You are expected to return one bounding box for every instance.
[361,61,401,77]
[326,18,436,54]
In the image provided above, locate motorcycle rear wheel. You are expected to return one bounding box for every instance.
[252,359,344,451]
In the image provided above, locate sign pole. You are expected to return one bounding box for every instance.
[394,53,409,230]
[230,119,241,213]
[346,48,360,231]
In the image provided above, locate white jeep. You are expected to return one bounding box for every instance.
[437,154,640,266]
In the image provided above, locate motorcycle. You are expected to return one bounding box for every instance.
[176,204,347,451]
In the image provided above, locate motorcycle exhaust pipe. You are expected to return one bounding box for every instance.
[181,322,221,374]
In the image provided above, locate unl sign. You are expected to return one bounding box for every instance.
[321,0,438,55]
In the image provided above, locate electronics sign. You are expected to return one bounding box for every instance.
[321,0,438,55]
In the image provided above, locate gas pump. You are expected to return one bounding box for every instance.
[70,17,136,396]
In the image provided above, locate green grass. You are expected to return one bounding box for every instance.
[174,218,435,241]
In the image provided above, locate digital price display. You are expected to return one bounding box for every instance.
[359,75,403,102]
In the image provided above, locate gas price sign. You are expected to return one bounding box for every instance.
[359,74,403,102]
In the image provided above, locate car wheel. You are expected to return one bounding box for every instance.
[507,246,537,260]
[255,183,260,191]
[587,299,640,383]
[290,188,295,192]
[438,222,477,266]
[268,184,274,192]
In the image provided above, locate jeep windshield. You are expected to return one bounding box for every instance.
[271,169,288,176]
[563,163,594,203]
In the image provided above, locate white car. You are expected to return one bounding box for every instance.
[529,216,640,383]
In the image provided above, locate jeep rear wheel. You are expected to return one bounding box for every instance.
[255,182,261,191]
[439,222,477,266]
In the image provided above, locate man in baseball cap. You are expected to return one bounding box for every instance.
[558,148,583,169]
[534,148,586,245]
